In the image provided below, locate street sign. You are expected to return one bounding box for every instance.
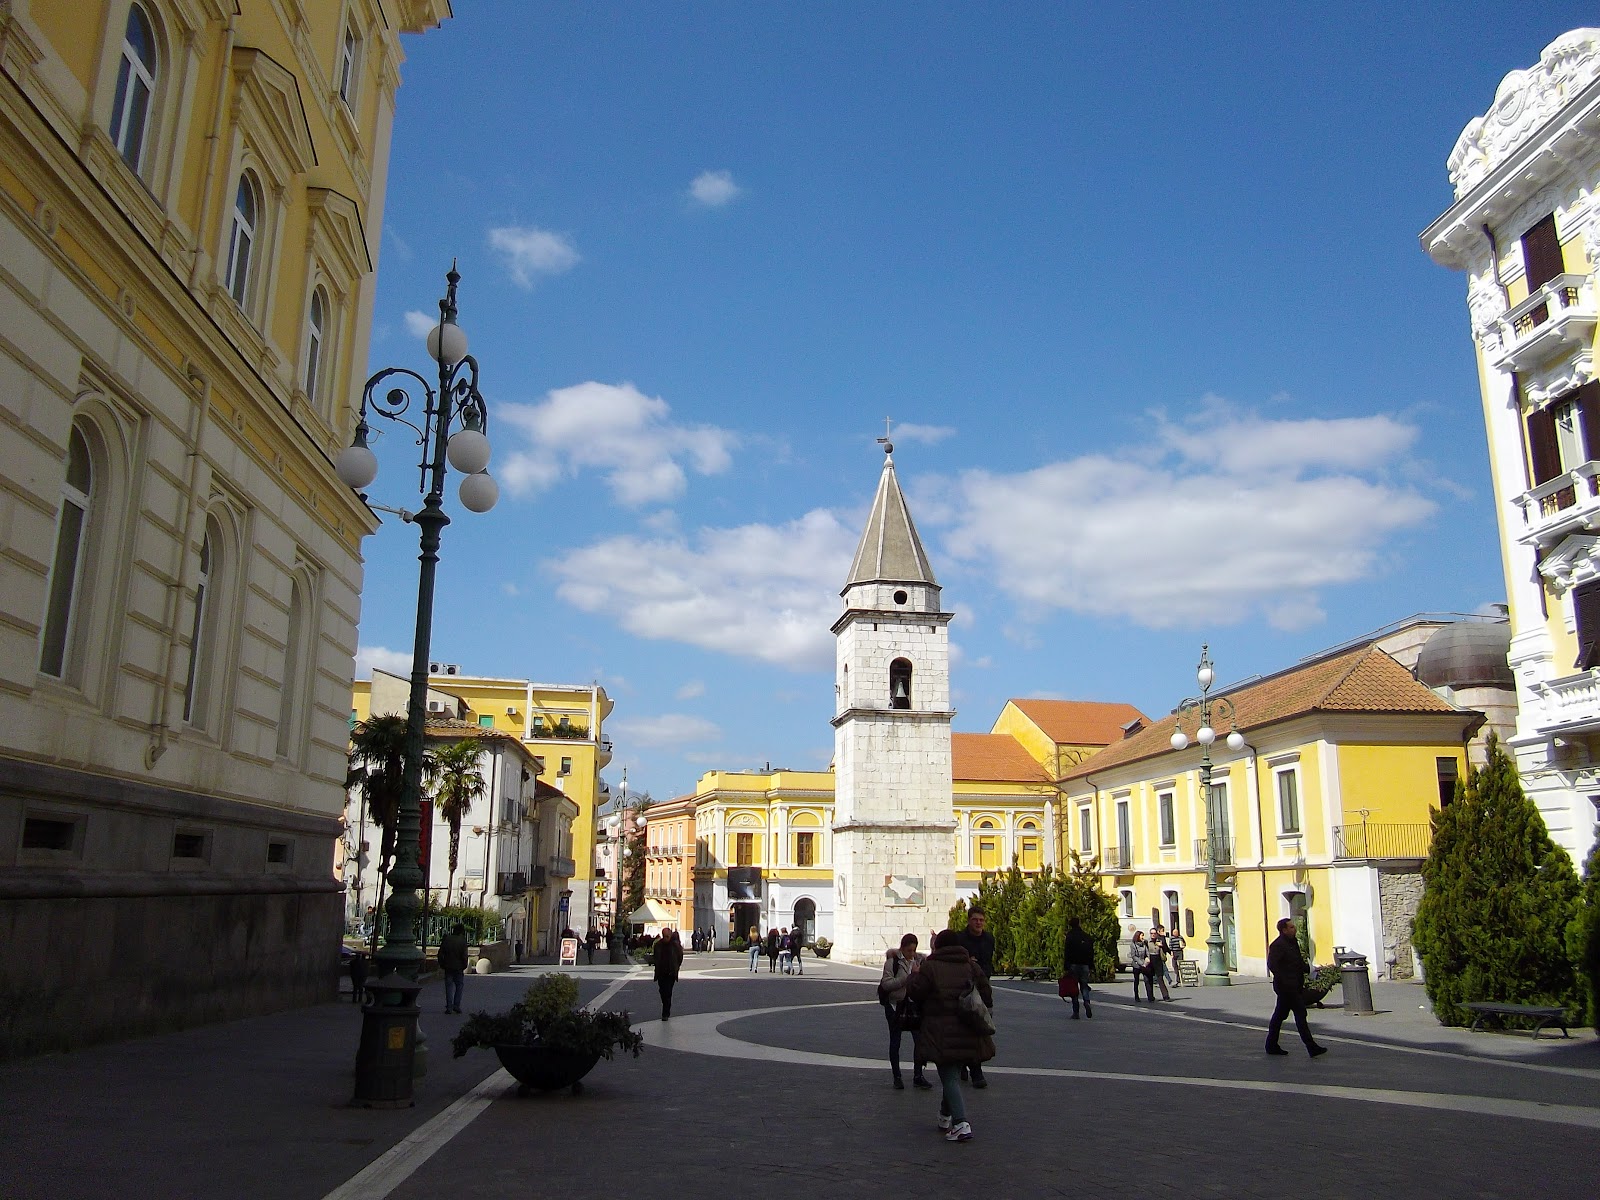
[1178,960,1201,987]
[559,937,578,966]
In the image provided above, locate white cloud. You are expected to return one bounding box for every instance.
[688,169,743,208]
[549,509,856,670]
[354,645,412,680]
[675,679,706,700]
[497,381,738,506]
[893,423,956,445]
[501,582,521,597]
[939,403,1436,632]
[486,225,580,288]
[403,310,435,339]
[611,713,723,747]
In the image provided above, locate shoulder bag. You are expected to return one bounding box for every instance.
[957,978,996,1035]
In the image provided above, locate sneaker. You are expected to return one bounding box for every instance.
[945,1121,973,1143]
[938,1114,953,1131]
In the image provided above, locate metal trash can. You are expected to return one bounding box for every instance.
[1334,948,1374,1015]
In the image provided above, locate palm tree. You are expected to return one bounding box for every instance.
[347,714,440,953]
[433,739,488,906]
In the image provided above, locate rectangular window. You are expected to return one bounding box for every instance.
[1120,889,1135,918]
[1079,805,1092,850]
[978,837,999,870]
[1521,213,1564,293]
[1158,792,1175,846]
[267,839,293,865]
[795,831,815,866]
[172,831,209,860]
[560,757,572,775]
[1209,783,1231,844]
[735,832,754,866]
[22,816,79,852]
[531,716,545,733]
[1437,757,1460,809]
[1116,800,1132,862]
[1019,837,1040,871]
[1277,772,1301,834]
[1575,580,1600,670]
[478,714,495,728]
[1527,403,1563,486]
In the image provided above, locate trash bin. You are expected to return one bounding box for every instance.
[1334,949,1374,1015]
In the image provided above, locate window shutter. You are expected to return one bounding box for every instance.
[1521,214,1564,293]
[1527,404,1562,485]
[1575,580,1600,670]
[1577,382,1600,464]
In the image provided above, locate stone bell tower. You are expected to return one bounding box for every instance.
[830,440,956,964]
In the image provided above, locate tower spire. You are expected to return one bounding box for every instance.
[844,444,936,591]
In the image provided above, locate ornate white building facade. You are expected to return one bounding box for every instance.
[1423,27,1600,867]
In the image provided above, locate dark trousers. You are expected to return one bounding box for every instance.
[1133,966,1154,1000]
[885,1007,924,1076]
[1147,962,1170,1001]
[657,977,676,1019]
[444,970,464,1013]
[1267,987,1317,1050]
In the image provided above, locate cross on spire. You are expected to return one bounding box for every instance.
[878,417,893,455]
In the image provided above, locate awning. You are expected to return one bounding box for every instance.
[627,900,675,925]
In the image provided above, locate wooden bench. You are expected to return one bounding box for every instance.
[1463,1001,1570,1040]
[1015,965,1053,983]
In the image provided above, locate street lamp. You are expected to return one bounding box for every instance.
[603,773,646,964]
[340,263,499,1105]
[1169,643,1244,987]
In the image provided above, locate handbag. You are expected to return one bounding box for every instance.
[894,995,922,1031]
[957,979,996,1035]
[1058,972,1079,999]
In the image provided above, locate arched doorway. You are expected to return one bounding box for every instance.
[793,897,817,945]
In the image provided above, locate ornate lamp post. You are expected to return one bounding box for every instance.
[337,264,499,1105]
[1169,644,1244,987]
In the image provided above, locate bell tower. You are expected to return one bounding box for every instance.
[830,439,956,964]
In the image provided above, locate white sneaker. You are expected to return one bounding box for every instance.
[937,1114,952,1131]
[945,1121,973,1142]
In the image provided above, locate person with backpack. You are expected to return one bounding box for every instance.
[878,933,931,1090]
[907,929,994,1143]
[765,927,782,973]
[1062,916,1094,1019]
[1166,925,1187,983]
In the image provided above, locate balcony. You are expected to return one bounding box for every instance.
[549,855,576,879]
[1512,461,1600,549]
[495,871,527,897]
[528,866,547,888]
[1526,669,1600,734]
[1486,273,1597,374]
[1333,823,1431,861]
[1193,838,1235,867]
[1101,844,1131,871]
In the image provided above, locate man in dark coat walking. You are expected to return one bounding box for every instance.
[1265,917,1327,1058]
[955,906,996,1086]
[653,927,684,1020]
[1062,916,1095,1019]
[438,923,470,1015]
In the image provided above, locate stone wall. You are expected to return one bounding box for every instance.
[1377,868,1424,980]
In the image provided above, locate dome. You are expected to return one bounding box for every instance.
[1415,620,1513,690]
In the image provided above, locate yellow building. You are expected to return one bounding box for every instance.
[1421,27,1600,869]
[352,665,612,945]
[1059,646,1481,979]
[0,1,447,1058]
[638,791,696,936]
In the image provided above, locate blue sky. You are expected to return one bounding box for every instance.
[354,4,1594,800]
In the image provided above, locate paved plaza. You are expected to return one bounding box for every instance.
[1,954,1595,1199]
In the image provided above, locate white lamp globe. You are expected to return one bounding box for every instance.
[1170,731,1188,751]
[636,814,647,829]
[426,321,468,366]
[334,442,378,489]
[1197,725,1216,746]
[1197,664,1214,690]
[446,427,490,473]
[1226,730,1245,751]
[458,470,498,513]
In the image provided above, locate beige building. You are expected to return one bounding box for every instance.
[0,0,448,1059]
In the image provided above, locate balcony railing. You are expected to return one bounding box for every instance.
[1486,273,1597,373]
[1101,844,1131,870]
[1513,460,1600,548]
[1333,823,1431,860]
[495,870,527,897]
[1527,669,1600,733]
[549,855,576,878]
[1193,838,1235,867]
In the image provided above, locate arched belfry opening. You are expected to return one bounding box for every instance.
[889,657,912,709]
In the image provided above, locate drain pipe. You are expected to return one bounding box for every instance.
[189,9,239,289]
[1242,740,1273,966]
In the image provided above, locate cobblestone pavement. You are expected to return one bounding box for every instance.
[1,955,1594,1199]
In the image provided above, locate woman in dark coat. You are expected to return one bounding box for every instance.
[906,929,994,1142]
[652,928,684,1020]
[764,927,782,973]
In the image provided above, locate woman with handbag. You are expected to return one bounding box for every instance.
[906,929,995,1143]
[1129,930,1153,1001]
[879,934,931,1090]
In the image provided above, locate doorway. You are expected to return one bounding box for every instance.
[1220,891,1238,971]
[731,902,760,944]
[793,897,816,945]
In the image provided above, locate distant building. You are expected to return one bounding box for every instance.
[0,0,448,1059]
[1422,27,1600,867]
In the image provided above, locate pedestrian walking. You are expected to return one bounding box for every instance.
[1061,916,1094,1019]
[1129,930,1153,1001]
[438,922,470,1014]
[585,927,600,964]
[790,930,804,975]
[1265,917,1328,1058]
[1151,924,1174,987]
[1167,926,1187,983]
[765,927,782,973]
[347,949,369,1006]
[653,926,684,1021]
[779,927,793,974]
[1146,927,1171,1001]
[955,906,996,1088]
[748,926,762,972]
[878,934,932,1090]
[907,929,994,1143]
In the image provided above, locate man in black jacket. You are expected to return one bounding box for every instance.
[1265,917,1327,1058]
[956,907,997,1086]
[1062,916,1095,1019]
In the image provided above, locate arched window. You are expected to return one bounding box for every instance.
[275,578,306,759]
[225,173,259,307]
[183,520,219,727]
[39,426,94,678]
[110,5,157,172]
[304,288,327,403]
[337,26,360,106]
[889,657,912,709]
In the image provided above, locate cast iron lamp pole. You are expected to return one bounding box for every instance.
[336,264,499,1105]
[1169,644,1244,987]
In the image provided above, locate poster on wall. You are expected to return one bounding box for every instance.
[559,937,579,966]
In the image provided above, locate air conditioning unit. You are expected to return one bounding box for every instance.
[427,701,444,713]
[506,705,518,716]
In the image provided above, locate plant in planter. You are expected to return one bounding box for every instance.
[812,936,832,959]
[452,973,643,1095]
[1304,963,1343,1007]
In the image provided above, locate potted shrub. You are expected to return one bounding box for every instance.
[451,973,643,1095]
[812,936,832,959]
[1305,963,1343,1007]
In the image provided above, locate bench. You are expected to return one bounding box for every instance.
[1014,965,1053,983]
[1463,1001,1570,1040]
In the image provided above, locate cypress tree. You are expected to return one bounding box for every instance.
[1412,734,1582,1026]
[1569,838,1600,1032]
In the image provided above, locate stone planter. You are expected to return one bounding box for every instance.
[493,1045,602,1095]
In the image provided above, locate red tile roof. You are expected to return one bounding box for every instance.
[953,733,1051,783]
[1007,699,1149,746]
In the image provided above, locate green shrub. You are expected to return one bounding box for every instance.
[1570,838,1600,1033]
[1412,734,1583,1026]
[948,853,1120,983]
[451,971,643,1060]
